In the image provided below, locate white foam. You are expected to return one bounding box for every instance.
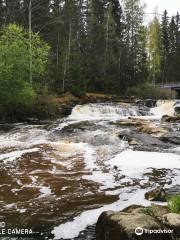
[69,104,139,121]
[0,148,39,163]
[52,147,180,239]
[108,150,180,178]
[52,189,150,239]
[39,186,52,196]
[150,100,175,118]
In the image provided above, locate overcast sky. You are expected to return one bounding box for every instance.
[143,0,180,22]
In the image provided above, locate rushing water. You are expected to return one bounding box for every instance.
[0,101,180,240]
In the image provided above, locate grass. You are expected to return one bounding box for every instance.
[167,195,180,214]
[141,205,156,217]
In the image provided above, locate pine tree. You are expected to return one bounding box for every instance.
[160,10,170,83]
[166,14,180,83]
[102,1,124,92]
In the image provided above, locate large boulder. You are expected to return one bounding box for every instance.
[96,209,172,240]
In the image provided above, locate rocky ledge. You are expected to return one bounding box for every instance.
[96,204,180,240]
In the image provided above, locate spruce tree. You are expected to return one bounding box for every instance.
[86,0,107,91]
[123,0,146,87]
[160,10,170,83]
[0,0,4,27]
[4,0,22,25]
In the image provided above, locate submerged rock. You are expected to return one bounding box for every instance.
[145,188,167,202]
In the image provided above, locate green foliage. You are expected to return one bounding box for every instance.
[126,83,172,99]
[148,16,162,84]
[168,195,180,214]
[0,1,179,110]
[0,24,50,119]
[70,85,85,97]
[141,205,157,217]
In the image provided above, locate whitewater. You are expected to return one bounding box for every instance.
[0,100,179,240]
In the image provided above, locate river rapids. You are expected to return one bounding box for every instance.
[0,100,180,240]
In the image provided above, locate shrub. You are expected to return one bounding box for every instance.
[126,83,172,99]
[168,195,180,214]
[0,24,50,120]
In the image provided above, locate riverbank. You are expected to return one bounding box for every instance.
[0,92,126,123]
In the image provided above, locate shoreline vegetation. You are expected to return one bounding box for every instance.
[0,89,173,123]
[0,92,123,123]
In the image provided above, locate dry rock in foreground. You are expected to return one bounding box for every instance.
[162,213,180,229]
[96,206,178,240]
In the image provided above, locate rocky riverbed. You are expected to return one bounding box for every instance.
[0,100,180,239]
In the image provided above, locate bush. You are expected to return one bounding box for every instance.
[0,24,50,121]
[126,83,172,99]
[168,195,180,214]
[70,85,85,97]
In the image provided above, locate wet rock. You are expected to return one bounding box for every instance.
[160,133,180,145]
[61,121,96,132]
[162,213,180,229]
[137,99,157,108]
[116,118,167,137]
[145,188,167,202]
[96,209,172,240]
[161,115,180,123]
[174,101,180,115]
[129,139,140,146]
[137,125,167,137]
[119,131,168,149]
[115,118,147,127]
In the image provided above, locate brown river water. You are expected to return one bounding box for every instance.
[0,101,180,240]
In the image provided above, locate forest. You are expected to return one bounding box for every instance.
[0,0,180,118]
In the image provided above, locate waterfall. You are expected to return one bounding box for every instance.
[150,100,175,117]
[69,103,140,120]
